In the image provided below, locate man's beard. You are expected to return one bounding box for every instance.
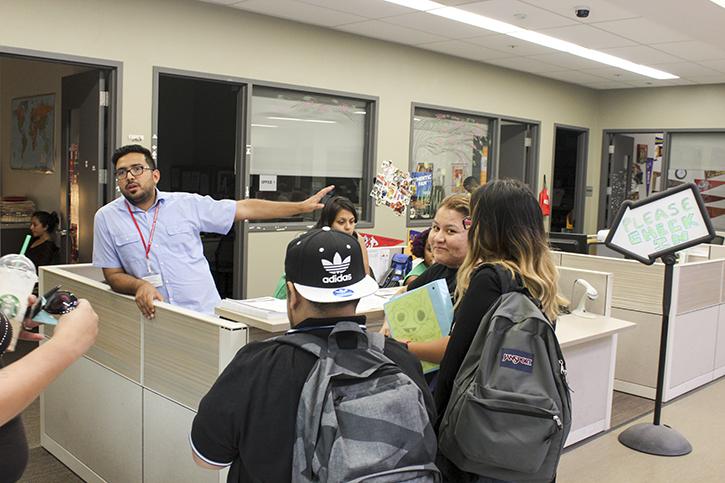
[122,185,153,206]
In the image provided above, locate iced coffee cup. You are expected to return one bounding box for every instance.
[0,254,38,352]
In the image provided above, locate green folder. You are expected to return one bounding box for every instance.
[384,279,453,373]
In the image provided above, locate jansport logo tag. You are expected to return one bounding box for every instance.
[321,252,352,284]
[500,348,534,374]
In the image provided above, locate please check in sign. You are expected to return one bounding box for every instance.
[605,183,715,264]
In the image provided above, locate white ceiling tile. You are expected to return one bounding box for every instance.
[418,40,513,61]
[538,24,636,49]
[678,74,725,84]
[600,45,684,65]
[699,59,725,73]
[483,56,564,74]
[467,34,553,56]
[459,0,578,30]
[336,19,447,45]
[381,11,491,39]
[538,70,614,84]
[298,0,414,19]
[649,61,721,77]
[199,0,247,5]
[518,0,639,23]
[591,18,691,44]
[531,52,608,70]
[649,41,725,62]
[586,80,636,90]
[232,0,366,27]
[578,66,649,81]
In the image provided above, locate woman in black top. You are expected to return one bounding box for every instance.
[435,179,564,482]
[26,211,59,271]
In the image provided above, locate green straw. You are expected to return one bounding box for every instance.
[19,235,31,256]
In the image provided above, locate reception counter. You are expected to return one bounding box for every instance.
[39,264,244,483]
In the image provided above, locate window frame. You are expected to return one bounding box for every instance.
[247,82,377,232]
[407,102,541,227]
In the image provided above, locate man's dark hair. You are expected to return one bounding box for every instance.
[112,144,156,169]
[463,176,479,194]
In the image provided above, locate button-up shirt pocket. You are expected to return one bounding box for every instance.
[166,223,200,258]
[113,233,144,275]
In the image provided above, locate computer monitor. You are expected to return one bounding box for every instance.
[548,232,589,254]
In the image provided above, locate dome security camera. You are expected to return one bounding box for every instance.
[574,6,590,18]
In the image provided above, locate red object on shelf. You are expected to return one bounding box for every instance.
[539,176,551,217]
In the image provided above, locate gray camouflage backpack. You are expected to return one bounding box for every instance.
[278,321,441,483]
[438,266,572,482]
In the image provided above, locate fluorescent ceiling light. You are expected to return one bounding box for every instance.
[383,0,677,80]
[251,123,278,128]
[709,0,725,8]
[353,110,367,114]
[267,116,337,124]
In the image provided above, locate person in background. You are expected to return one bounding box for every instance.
[0,297,98,482]
[273,195,370,299]
[404,228,433,286]
[382,194,471,366]
[463,176,480,194]
[190,228,435,482]
[93,144,333,318]
[435,179,563,481]
[26,211,60,271]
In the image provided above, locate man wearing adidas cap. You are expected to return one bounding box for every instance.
[190,227,435,482]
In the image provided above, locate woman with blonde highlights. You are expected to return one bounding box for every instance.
[435,179,564,482]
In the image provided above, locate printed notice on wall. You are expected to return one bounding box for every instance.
[259,174,277,192]
[605,183,715,264]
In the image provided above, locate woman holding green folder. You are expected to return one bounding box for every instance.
[387,194,472,365]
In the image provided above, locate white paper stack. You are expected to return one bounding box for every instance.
[218,297,288,321]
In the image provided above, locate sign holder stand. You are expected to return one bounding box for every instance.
[604,183,715,457]
[617,252,692,456]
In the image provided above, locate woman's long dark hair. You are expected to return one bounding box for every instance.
[314,196,358,229]
[455,179,564,320]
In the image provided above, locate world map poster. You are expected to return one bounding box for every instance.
[11,94,55,171]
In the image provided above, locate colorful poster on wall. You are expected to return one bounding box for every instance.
[637,144,648,164]
[370,160,413,216]
[452,164,465,193]
[11,94,55,171]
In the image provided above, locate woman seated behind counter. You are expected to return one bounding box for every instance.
[273,196,370,299]
[26,211,60,271]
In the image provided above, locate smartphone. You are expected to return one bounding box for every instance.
[25,285,61,320]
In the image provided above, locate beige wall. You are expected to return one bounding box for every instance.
[0,58,86,214]
[599,84,725,129]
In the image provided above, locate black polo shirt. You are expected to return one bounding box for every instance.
[190,315,436,483]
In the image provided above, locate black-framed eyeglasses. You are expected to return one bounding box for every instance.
[115,165,154,180]
[30,286,79,318]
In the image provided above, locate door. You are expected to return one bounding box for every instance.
[60,70,107,263]
[551,127,588,233]
[603,134,634,228]
[154,73,246,299]
[499,123,527,181]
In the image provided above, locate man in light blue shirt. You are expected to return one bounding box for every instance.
[93,144,332,318]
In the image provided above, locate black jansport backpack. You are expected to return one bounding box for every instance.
[438,265,572,482]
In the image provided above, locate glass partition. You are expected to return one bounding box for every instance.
[250,86,374,224]
[409,106,493,221]
[668,132,725,231]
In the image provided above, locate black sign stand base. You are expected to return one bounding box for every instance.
[617,254,692,456]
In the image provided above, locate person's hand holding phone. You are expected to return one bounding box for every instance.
[18,295,43,342]
[51,299,99,359]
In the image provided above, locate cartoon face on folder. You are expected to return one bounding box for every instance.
[384,279,453,372]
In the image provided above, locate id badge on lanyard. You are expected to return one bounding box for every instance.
[127,202,164,288]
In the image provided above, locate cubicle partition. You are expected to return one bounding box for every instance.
[557,253,725,401]
[39,265,246,483]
